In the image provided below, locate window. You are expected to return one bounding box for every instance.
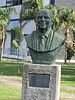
[6,0,22,6]
[50,0,55,5]
[13,0,22,5]
[6,20,20,31]
[44,0,55,5]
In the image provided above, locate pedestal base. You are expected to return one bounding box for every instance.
[22,63,61,100]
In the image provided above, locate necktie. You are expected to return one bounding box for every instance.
[39,35,45,51]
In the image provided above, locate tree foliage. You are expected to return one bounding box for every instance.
[0,7,14,46]
[0,7,14,41]
[21,0,45,20]
[0,7,14,60]
[46,5,75,32]
[0,7,14,28]
[45,5,75,60]
[45,5,59,31]
[58,7,75,60]
[10,27,23,48]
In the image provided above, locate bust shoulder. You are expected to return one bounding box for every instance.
[25,31,37,48]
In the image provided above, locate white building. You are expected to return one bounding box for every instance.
[0,0,36,59]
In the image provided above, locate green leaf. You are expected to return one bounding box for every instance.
[12,40,19,48]
[21,0,44,20]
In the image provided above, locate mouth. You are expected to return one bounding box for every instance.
[39,22,46,26]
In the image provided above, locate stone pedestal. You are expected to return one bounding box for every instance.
[22,63,61,100]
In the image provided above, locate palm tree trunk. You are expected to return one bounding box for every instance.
[0,48,2,61]
[64,27,70,63]
[0,26,5,61]
[64,36,67,63]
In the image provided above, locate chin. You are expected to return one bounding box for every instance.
[39,26,47,29]
[40,28,46,29]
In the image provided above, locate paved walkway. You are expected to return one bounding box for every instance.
[0,76,22,90]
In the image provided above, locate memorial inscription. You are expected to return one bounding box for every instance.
[29,73,50,88]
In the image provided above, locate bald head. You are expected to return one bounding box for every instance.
[37,9,52,18]
[36,9,52,31]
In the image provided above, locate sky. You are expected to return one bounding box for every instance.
[44,0,50,5]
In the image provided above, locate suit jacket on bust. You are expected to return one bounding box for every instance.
[26,29,65,64]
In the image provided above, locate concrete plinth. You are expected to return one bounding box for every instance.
[22,63,61,100]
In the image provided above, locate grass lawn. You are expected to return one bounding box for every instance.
[0,60,23,76]
[0,59,75,99]
[0,83,21,100]
[0,59,22,100]
[61,63,75,94]
[61,64,75,86]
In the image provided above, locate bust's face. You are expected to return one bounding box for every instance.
[36,9,51,30]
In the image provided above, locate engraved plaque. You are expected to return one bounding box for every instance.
[29,73,50,88]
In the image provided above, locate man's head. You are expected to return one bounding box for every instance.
[36,9,52,32]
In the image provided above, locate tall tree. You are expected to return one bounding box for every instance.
[0,7,14,61]
[21,0,44,20]
[58,7,75,62]
[46,5,75,62]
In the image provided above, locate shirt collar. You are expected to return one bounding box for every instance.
[38,28,51,38]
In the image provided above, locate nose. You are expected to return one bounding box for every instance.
[41,16,45,21]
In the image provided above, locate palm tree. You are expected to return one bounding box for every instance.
[46,5,75,63]
[58,7,75,63]
[20,0,44,20]
[0,7,14,61]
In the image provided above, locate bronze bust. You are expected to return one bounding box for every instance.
[26,9,65,64]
